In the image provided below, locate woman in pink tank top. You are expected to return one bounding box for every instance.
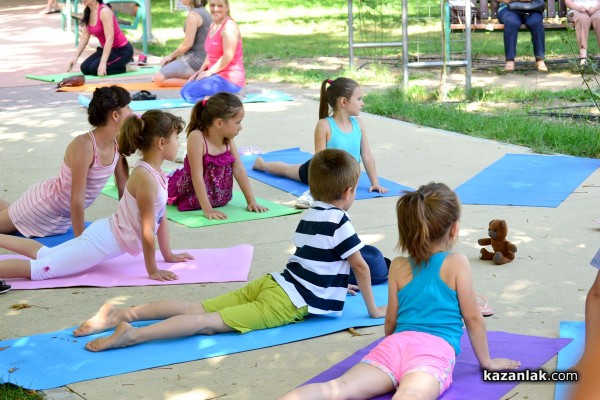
[0,110,193,286]
[67,0,134,76]
[0,86,131,238]
[180,0,246,103]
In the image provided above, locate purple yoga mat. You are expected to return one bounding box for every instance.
[4,245,253,289]
[303,331,572,400]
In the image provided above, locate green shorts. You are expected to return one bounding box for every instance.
[202,274,309,333]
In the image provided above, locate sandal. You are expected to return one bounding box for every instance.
[132,90,157,101]
[477,295,494,317]
[0,280,11,294]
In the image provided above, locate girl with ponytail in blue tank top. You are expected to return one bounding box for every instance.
[252,77,388,208]
[281,182,520,400]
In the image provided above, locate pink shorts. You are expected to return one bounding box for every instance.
[360,331,456,395]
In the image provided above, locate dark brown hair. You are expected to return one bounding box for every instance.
[318,77,359,120]
[396,182,461,266]
[118,110,184,156]
[186,92,243,143]
[82,0,112,27]
[88,86,131,127]
[309,149,360,203]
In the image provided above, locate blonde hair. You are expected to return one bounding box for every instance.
[309,149,360,203]
[396,182,461,266]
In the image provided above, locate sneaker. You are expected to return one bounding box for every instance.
[138,54,148,66]
[295,190,314,209]
[0,280,11,294]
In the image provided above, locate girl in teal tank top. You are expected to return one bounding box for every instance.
[281,182,521,400]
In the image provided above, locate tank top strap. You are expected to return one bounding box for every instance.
[87,131,99,163]
[410,252,448,278]
[135,160,167,189]
[202,134,209,155]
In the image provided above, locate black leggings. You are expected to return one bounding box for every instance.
[80,42,134,76]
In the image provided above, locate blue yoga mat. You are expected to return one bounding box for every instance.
[554,321,585,400]
[0,282,387,390]
[455,154,600,208]
[79,90,293,111]
[10,222,92,248]
[241,148,412,200]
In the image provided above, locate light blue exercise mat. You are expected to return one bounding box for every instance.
[0,282,387,390]
[78,90,294,111]
[10,222,92,248]
[241,147,413,200]
[554,321,585,400]
[455,154,600,208]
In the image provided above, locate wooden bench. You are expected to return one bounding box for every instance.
[61,0,148,54]
[448,0,570,31]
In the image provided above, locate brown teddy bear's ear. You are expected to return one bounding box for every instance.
[489,219,495,226]
[501,220,507,230]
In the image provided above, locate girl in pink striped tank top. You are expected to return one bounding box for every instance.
[0,110,192,285]
[0,86,131,238]
[167,92,267,220]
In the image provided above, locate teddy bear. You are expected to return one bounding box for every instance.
[478,219,517,265]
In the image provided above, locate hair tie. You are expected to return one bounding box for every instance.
[327,79,333,84]
[202,98,208,107]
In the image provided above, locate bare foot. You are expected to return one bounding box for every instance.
[252,157,264,171]
[73,304,121,337]
[85,322,136,352]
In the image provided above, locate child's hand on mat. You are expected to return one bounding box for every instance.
[149,269,179,281]
[369,305,388,319]
[247,201,269,213]
[164,252,194,263]
[369,184,389,194]
[347,284,360,295]
[484,358,522,371]
[204,209,228,220]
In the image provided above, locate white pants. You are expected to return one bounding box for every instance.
[30,218,124,280]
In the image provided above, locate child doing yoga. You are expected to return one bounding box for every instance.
[167,92,267,219]
[281,182,520,400]
[0,110,193,284]
[252,77,388,208]
[0,86,131,238]
[74,149,386,351]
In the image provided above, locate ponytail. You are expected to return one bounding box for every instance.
[119,110,184,156]
[318,77,359,120]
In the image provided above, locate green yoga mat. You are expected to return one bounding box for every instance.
[26,66,160,83]
[102,177,302,228]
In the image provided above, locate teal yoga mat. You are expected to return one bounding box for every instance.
[26,66,160,83]
[78,90,294,111]
[455,154,600,208]
[554,321,585,400]
[0,282,387,390]
[241,147,412,200]
[101,177,302,228]
[10,222,92,248]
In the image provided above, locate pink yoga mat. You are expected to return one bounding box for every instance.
[4,245,253,289]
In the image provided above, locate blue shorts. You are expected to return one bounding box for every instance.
[180,74,242,103]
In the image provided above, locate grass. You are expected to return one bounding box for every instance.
[0,383,45,400]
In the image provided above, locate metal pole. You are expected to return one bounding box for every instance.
[402,0,408,88]
[465,0,472,93]
[348,0,354,68]
[144,0,156,41]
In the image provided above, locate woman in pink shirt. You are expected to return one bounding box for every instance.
[180,0,245,103]
[68,0,134,76]
[0,110,192,285]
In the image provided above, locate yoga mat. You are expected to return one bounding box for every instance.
[455,154,600,208]
[303,331,572,400]
[79,90,293,110]
[241,148,412,200]
[101,177,302,228]
[3,245,253,289]
[242,90,294,103]
[10,222,92,248]
[554,321,585,400]
[57,82,176,92]
[0,282,387,390]
[26,66,160,83]
[79,94,194,111]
